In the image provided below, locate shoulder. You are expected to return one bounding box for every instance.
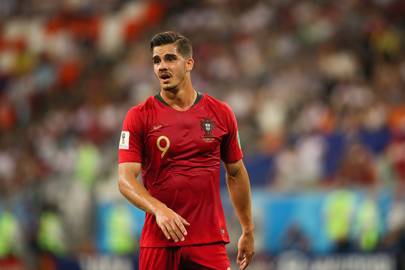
[203,94,234,115]
[126,96,157,117]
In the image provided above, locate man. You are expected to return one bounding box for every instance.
[118,31,254,270]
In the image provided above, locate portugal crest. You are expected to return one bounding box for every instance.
[200,118,215,138]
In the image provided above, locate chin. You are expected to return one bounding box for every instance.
[162,84,178,91]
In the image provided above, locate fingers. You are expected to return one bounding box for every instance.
[158,223,171,240]
[158,219,180,241]
[237,233,255,269]
[160,217,188,242]
[168,215,189,242]
[170,221,185,242]
[166,222,182,242]
[237,249,244,265]
[175,218,188,237]
[239,256,249,270]
[246,251,254,263]
[240,257,247,270]
[180,216,190,226]
[237,251,254,270]
[237,254,247,270]
[155,207,190,242]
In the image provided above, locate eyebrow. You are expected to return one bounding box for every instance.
[152,53,178,61]
[164,53,177,58]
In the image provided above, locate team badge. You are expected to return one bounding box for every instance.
[200,118,215,141]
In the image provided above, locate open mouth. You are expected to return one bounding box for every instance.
[159,74,171,81]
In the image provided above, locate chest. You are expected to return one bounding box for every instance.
[144,111,227,159]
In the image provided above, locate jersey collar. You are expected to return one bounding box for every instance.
[155,91,202,107]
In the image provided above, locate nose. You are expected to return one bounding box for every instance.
[158,60,168,71]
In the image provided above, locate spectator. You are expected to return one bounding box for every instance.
[323,188,356,253]
[337,144,377,188]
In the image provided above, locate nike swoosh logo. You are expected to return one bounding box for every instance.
[152,124,162,131]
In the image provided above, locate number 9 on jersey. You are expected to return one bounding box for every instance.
[157,136,170,158]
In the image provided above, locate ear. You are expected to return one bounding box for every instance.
[186,58,194,72]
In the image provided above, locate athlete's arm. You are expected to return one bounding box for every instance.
[118,162,189,242]
[225,160,254,270]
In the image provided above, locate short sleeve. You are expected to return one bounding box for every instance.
[220,103,243,163]
[118,107,144,163]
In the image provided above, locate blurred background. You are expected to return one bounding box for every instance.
[0,0,405,269]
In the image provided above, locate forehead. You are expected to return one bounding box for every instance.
[152,43,179,57]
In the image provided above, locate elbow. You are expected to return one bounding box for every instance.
[225,160,245,179]
[117,165,132,194]
[117,175,128,195]
[117,163,141,194]
[228,165,243,179]
[226,170,240,185]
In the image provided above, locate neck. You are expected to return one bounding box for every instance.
[160,78,197,111]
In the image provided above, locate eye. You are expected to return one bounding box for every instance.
[153,57,160,64]
[165,54,177,61]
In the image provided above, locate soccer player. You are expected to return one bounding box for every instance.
[118,31,254,270]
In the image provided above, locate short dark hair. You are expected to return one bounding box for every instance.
[150,31,192,58]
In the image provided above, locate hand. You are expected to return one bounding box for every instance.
[154,205,190,242]
[237,231,254,270]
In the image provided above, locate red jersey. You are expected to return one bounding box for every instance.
[118,92,243,247]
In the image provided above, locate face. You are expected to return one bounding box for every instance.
[152,43,194,91]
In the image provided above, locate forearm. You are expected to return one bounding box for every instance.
[118,163,190,242]
[118,166,165,215]
[226,163,254,234]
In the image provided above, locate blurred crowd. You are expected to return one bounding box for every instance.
[0,0,405,267]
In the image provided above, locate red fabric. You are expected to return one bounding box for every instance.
[139,243,230,270]
[57,59,81,88]
[69,16,100,41]
[0,257,25,270]
[144,2,165,24]
[0,99,16,130]
[46,14,100,41]
[0,38,26,52]
[389,105,405,133]
[118,94,243,247]
[124,2,165,42]
[389,136,405,182]
[338,144,376,186]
